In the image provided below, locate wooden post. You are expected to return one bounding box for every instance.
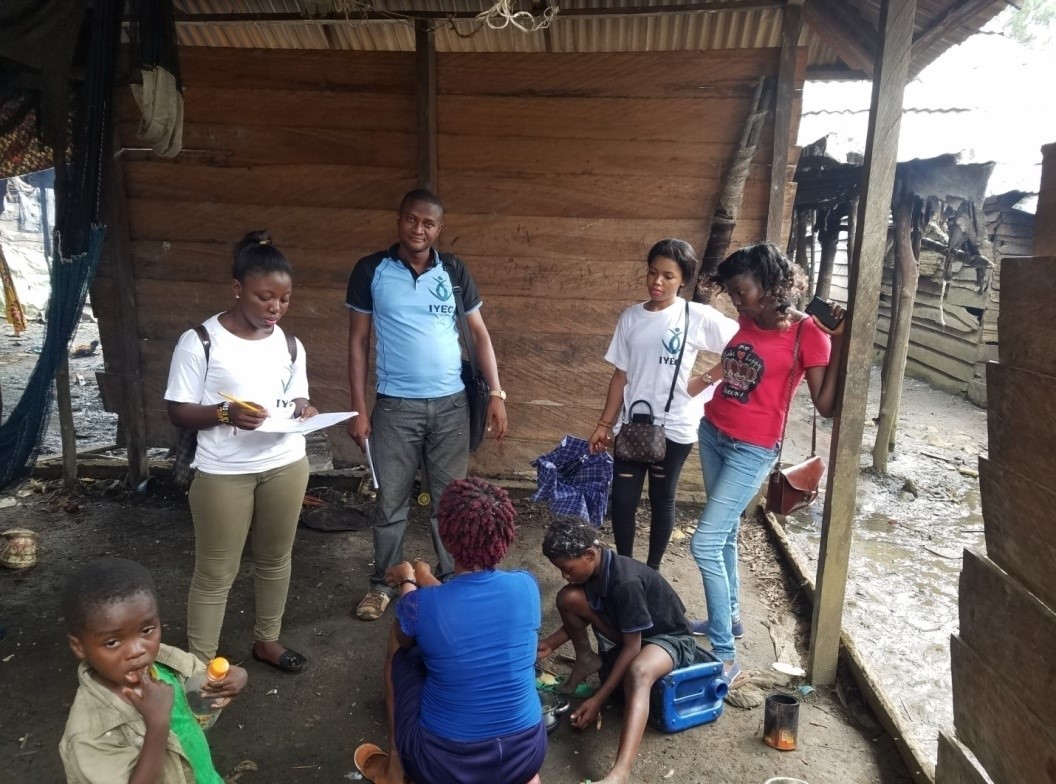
[872,187,918,471]
[807,0,916,686]
[766,3,802,243]
[55,357,78,487]
[415,19,438,192]
[103,141,150,485]
[814,208,840,300]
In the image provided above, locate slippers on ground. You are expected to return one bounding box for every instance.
[354,743,387,781]
[251,647,308,674]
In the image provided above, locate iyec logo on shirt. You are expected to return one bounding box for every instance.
[658,325,684,365]
[427,278,455,315]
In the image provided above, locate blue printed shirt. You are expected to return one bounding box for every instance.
[346,245,482,398]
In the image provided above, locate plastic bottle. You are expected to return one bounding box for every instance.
[184,657,229,730]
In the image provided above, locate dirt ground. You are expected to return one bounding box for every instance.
[0,318,926,784]
[0,480,912,784]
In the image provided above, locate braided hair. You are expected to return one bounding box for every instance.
[542,518,601,561]
[437,477,517,570]
[711,242,807,326]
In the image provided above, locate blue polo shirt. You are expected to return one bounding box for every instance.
[346,245,482,398]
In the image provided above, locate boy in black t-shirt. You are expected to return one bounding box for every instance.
[539,519,703,784]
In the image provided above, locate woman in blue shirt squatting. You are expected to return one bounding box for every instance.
[354,478,545,784]
[589,239,737,570]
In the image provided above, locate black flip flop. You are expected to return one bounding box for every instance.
[252,647,308,674]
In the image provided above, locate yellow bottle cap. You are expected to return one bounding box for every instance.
[207,657,230,680]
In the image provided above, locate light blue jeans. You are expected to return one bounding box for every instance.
[691,419,779,662]
[369,391,469,594]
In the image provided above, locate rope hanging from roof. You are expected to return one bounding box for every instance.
[477,0,557,32]
[296,0,557,35]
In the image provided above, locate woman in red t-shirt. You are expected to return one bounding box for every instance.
[685,243,845,687]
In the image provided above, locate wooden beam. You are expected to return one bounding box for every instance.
[766,4,802,243]
[55,358,78,488]
[912,0,992,57]
[171,2,786,26]
[807,0,915,687]
[936,732,995,784]
[415,20,437,192]
[802,0,877,76]
[103,142,150,485]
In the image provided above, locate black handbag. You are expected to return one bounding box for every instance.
[442,255,490,452]
[613,302,688,464]
[765,319,825,516]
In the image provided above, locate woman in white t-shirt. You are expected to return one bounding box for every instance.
[165,231,318,674]
[589,239,737,570]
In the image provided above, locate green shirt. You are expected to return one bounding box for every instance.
[154,664,224,784]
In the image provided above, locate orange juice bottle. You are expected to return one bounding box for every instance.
[184,657,229,730]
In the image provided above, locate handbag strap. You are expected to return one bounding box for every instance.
[440,253,480,380]
[775,318,809,465]
[662,301,690,417]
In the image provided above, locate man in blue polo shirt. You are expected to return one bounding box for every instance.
[346,189,508,621]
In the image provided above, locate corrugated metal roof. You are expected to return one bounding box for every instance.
[170,0,1004,75]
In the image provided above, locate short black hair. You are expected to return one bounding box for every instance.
[231,230,294,282]
[399,188,444,215]
[542,518,601,560]
[647,238,699,287]
[62,558,158,635]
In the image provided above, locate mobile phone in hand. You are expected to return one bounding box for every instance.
[805,296,843,331]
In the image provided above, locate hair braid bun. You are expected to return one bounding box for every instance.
[437,477,518,570]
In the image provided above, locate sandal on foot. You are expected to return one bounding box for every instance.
[252,646,308,674]
[354,743,387,782]
[720,662,750,690]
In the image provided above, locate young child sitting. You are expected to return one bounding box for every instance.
[60,557,248,784]
[538,519,705,784]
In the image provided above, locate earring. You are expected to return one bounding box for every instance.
[235,294,240,299]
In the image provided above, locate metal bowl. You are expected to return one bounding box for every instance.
[540,692,571,735]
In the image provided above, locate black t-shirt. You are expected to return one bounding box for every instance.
[585,548,691,638]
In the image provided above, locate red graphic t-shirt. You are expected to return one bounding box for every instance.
[705,315,831,448]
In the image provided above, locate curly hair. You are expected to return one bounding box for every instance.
[711,242,807,326]
[62,557,157,635]
[541,518,600,561]
[437,477,517,570]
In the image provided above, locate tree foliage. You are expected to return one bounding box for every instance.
[1003,0,1056,44]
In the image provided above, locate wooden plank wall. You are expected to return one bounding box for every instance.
[95,46,803,484]
[933,148,1056,784]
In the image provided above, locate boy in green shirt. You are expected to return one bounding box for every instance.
[60,558,247,784]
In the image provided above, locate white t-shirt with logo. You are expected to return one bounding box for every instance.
[605,298,738,444]
[164,314,310,474]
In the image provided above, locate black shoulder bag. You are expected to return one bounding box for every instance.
[441,254,490,452]
[613,301,689,464]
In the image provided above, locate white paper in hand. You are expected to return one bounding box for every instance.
[256,411,357,434]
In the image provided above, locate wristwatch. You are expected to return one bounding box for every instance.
[489,389,507,401]
[216,401,231,424]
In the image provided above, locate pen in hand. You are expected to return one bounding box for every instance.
[219,393,268,415]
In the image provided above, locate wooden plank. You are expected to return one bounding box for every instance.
[126,201,765,260]
[978,458,1056,611]
[122,161,771,221]
[986,363,1056,492]
[950,634,1056,784]
[913,0,998,59]
[1038,144,1056,254]
[808,0,916,687]
[118,88,414,132]
[436,49,790,97]
[766,7,803,243]
[119,123,416,169]
[178,48,415,93]
[998,257,1056,376]
[801,0,877,76]
[101,141,149,483]
[416,20,438,191]
[936,732,994,784]
[438,135,751,178]
[123,162,415,212]
[437,95,766,144]
[959,550,1056,724]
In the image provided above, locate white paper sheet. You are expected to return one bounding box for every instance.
[363,436,380,489]
[256,411,357,434]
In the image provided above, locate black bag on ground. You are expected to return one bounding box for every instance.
[442,254,490,452]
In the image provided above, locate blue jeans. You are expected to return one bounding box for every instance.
[369,391,469,593]
[691,419,778,662]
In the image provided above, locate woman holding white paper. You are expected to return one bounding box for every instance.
[165,230,317,674]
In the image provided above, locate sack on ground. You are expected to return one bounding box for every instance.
[765,455,824,516]
[462,360,490,453]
